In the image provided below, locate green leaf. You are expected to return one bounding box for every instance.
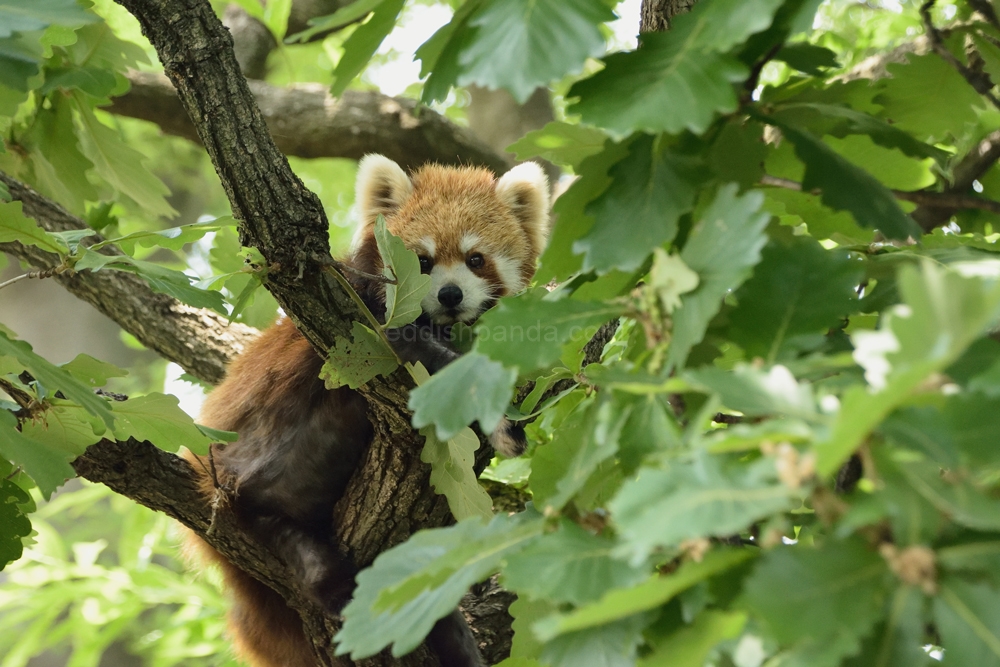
[844,586,931,667]
[502,520,647,605]
[818,261,1000,476]
[668,184,770,370]
[540,613,650,667]
[25,99,99,214]
[409,352,516,440]
[0,411,75,499]
[507,121,609,169]
[374,215,432,328]
[335,513,543,659]
[762,116,920,240]
[262,0,292,40]
[111,393,217,456]
[617,393,682,472]
[529,396,629,512]
[535,139,630,284]
[775,43,839,75]
[20,404,103,455]
[534,548,755,640]
[640,610,747,667]
[60,354,127,387]
[0,34,42,93]
[568,32,747,137]
[0,331,114,429]
[775,102,949,162]
[320,322,399,389]
[875,53,984,142]
[74,249,227,314]
[0,0,97,37]
[420,427,493,522]
[727,236,863,361]
[456,0,614,103]
[707,119,768,189]
[416,0,485,102]
[894,456,1000,532]
[289,0,388,42]
[575,134,701,273]
[328,0,404,98]
[935,576,1000,666]
[94,217,234,254]
[686,364,820,421]
[0,474,31,570]
[742,539,889,659]
[882,393,1000,468]
[609,455,793,565]
[568,0,783,136]
[0,201,69,256]
[40,65,116,97]
[475,296,621,372]
[71,94,176,219]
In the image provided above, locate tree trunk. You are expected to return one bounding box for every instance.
[640,0,697,33]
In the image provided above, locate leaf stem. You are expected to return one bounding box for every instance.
[321,265,401,364]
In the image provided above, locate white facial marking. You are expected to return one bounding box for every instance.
[421,262,491,325]
[419,236,436,257]
[491,254,523,294]
[460,232,481,254]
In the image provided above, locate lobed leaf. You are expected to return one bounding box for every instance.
[374,216,432,329]
[71,94,176,219]
[475,295,621,372]
[328,0,404,98]
[456,0,614,103]
[336,513,543,659]
[609,455,794,565]
[0,411,75,499]
[111,393,220,456]
[763,116,920,240]
[668,184,770,370]
[320,321,399,390]
[420,427,493,522]
[409,352,516,440]
[0,201,69,256]
[0,331,114,429]
[502,520,648,606]
[575,134,702,273]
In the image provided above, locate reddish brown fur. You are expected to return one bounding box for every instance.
[182,158,549,667]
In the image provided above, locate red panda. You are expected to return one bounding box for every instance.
[185,155,550,667]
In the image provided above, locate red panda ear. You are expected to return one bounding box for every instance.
[495,161,550,256]
[354,155,413,238]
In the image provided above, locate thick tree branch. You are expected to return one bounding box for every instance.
[0,172,255,385]
[108,70,511,174]
[104,1,506,664]
[911,129,1000,231]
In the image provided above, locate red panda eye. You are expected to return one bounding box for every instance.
[419,256,433,273]
[466,253,484,269]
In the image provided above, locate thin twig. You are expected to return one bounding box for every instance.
[921,0,1000,111]
[0,265,69,291]
[760,174,1000,215]
[968,0,1000,32]
[312,254,395,285]
[0,273,32,291]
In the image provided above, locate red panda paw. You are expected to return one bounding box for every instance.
[488,418,527,458]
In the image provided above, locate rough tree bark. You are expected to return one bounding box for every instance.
[639,0,697,33]
[4,0,510,664]
[108,71,510,173]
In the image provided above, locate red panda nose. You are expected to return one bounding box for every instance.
[438,284,464,308]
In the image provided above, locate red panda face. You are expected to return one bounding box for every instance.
[351,155,550,326]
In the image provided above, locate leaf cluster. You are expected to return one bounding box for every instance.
[7,0,1000,666]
